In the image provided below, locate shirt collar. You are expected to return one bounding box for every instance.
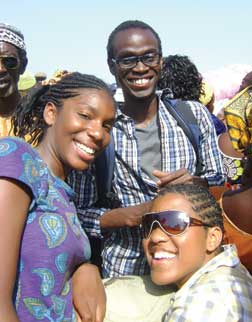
[179,244,240,291]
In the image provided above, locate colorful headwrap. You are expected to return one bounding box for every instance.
[0,23,26,51]
[224,86,252,155]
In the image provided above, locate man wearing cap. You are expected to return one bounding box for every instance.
[0,23,28,136]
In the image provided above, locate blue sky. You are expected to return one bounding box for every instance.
[2,0,251,83]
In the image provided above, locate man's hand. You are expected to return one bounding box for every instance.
[100,201,153,230]
[153,168,208,189]
[72,263,106,322]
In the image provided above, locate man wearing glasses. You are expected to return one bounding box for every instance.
[69,20,225,277]
[0,23,28,136]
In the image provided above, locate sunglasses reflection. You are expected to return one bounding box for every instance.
[142,210,212,239]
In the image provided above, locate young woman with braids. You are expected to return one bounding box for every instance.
[0,72,116,322]
[142,184,252,321]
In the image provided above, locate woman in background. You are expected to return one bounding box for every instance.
[220,85,252,272]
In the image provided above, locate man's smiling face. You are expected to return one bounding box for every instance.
[109,28,162,101]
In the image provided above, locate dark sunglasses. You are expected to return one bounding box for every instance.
[142,210,212,239]
[0,56,19,70]
[111,52,161,70]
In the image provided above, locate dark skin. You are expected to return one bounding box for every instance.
[218,131,244,159]
[0,88,115,322]
[0,42,22,117]
[222,155,252,234]
[101,27,207,230]
[239,71,252,92]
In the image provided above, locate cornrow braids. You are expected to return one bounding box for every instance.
[106,20,162,61]
[157,184,224,232]
[11,72,114,146]
[158,55,203,101]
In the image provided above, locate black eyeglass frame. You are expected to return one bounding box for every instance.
[111,52,162,70]
[0,56,19,70]
[141,210,213,239]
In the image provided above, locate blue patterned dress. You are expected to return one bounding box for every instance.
[0,137,91,322]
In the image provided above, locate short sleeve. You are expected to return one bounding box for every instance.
[0,137,46,199]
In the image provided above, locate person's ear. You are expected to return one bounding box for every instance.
[43,102,57,126]
[108,59,116,76]
[158,57,164,80]
[160,57,164,70]
[19,58,28,75]
[206,226,223,252]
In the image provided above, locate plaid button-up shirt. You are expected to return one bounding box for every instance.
[68,98,225,277]
[163,244,252,322]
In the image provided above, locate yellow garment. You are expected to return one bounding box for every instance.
[0,117,12,137]
[224,86,252,154]
[42,70,69,85]
[199,81,214,106]
[0,117,31,142]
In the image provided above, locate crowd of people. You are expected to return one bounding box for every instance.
[0,20,251,322]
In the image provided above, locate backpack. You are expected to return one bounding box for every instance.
[95,98,203,205]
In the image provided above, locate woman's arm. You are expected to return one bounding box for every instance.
[72,263,106,322]
[0,178,31,322]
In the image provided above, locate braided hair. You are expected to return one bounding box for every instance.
[12,72,115,146]
[158,55,203,101]
[107,20,162,62]
[157,184,224,232]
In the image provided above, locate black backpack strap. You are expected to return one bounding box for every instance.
[163,97,203,176]
[95,136,115,198]
[94,135,121,209]
[91,137,117,275]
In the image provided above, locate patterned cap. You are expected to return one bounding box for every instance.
[0,23,26,51]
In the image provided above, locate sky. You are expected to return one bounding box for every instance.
[2,0,252,84]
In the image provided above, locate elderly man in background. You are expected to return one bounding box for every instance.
[0,23,27,136]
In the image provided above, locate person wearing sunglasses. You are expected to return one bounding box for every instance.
[68,20,225,278]
[0,23,28,136]
[142,183,252,321]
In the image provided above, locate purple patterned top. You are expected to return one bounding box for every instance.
[0,137,91,322]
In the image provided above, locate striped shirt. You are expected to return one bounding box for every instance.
[164,244,252,322]
[68,98,225,277]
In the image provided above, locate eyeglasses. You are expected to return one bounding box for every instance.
[0,56,19,70]
[111,52,161,70]
[141,210,212,239]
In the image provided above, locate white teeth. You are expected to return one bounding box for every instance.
[134,78,149,85]
[153,252,176,260]
[76,142,95,155]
